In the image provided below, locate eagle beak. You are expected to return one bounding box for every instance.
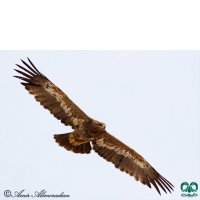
[103,124,106,129]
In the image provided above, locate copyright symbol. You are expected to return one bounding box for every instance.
[4,190,12,197]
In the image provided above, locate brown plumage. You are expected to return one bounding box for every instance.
[14,58,174,195]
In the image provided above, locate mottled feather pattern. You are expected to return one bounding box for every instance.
[14,58,174,195]
[14,58,89,129]
[92,132,174,195]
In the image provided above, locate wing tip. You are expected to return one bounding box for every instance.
[20,59,25,63]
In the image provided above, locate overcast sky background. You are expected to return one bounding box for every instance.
[0,51,199,200]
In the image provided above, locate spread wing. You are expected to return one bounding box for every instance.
[14,58,90,129]
[92,131,174,195]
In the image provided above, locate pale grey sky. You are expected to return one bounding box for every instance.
[1,51,199,200]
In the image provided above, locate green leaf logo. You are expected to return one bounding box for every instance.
[181,182,198,197]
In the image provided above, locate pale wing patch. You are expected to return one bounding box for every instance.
[14,58,90,129]
[96,138,149,168]
[44,82,82,127]
[45,82,73,115]
[61,103,71,114]
[93,135,174,195]
[73,118,79,126]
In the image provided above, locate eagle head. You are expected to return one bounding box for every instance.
[92,120,106,132]
[98,122,106,129]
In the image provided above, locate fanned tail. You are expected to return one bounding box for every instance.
[54,132,91,154]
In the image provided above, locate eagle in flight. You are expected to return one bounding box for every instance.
[14,58,174,195]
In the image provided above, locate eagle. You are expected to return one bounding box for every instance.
[14,58,174,195]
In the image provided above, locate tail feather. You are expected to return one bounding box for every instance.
[54,133,91,154]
